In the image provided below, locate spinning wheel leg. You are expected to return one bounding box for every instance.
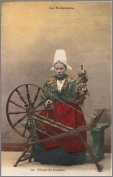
[14,147,31,167]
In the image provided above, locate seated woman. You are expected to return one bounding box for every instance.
[32,49,89,165]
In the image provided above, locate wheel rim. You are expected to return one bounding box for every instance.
[6,84,45,138]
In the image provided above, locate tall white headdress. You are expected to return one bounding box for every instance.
[50,49,72,70]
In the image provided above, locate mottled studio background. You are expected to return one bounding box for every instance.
[1,1,112,150]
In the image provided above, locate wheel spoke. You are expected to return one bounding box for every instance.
[8,111,26,115]
[15,88,27,105]
[9,100,25,110]
[13,114,27,128]
[26,85,32,105]
[32,87,40,106]
[34,100,45,110]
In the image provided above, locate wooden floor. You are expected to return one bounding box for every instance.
[1,152,112,176]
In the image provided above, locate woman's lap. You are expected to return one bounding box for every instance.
[32,144,87,165]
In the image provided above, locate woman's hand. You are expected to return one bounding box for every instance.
[45,99,53,108]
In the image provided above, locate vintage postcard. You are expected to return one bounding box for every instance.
[1,0,112,176]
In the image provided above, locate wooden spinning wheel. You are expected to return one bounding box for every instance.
[6,84,46,138]
[6,84,105,171]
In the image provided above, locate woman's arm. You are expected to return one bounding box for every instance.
[40,81,54,107]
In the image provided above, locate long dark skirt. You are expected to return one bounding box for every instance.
[32,144,87,165]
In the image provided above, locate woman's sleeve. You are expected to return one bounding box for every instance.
[40,81,54,102]
[40,82,49,102]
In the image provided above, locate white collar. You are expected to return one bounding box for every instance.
[57,79,65,92]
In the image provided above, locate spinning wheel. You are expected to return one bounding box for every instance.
[6,84,105,171]
[6,84,45,138]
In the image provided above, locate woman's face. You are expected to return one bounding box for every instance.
[54,62,67,78]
